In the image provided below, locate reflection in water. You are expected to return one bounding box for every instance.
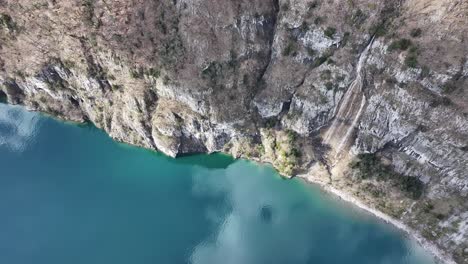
[189,163,435,264]
[0,104,40,152]
[0,104,435,264]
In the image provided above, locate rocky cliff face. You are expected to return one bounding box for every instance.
[1,0,467,262]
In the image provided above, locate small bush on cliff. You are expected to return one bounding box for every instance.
[442,81,457,94]
[324,27,336,38]
[313,49,333,67]
[314,16,324,25]
[62,60,76,69]
[111,84,123,91]
[369,22,387,37]
[314,56,328,67]
[256,144,265,156]
[306,47,316,57]
[300,21,309,32]
[0,13,16,31]
[388,39,419,68]
[130,68,144,79]
[410,28,422,38]
[420,65,430,78]
[308,1,319,10]
[325,82,334,91]
[146,68,161,78]
[404,45,420,68]
[320,70,332,80]
[290,148,301,158]
[82,0,95,26]
[201,61,223,81]
[351,9,367,27]
[286,130,297,142]
[405,54,418,68]
[282,42,298,57]
[163,75,170,85]
[388,38,412,51]
[264,118,278,129]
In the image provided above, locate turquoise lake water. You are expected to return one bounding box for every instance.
[0,103,435,264]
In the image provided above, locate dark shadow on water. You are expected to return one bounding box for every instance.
[171,152,236,169]
[260,205,273,223]
[0,91,7,104]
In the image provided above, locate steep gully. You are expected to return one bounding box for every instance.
[322,37,375,167]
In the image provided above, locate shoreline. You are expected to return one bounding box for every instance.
[297,174,455,264]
